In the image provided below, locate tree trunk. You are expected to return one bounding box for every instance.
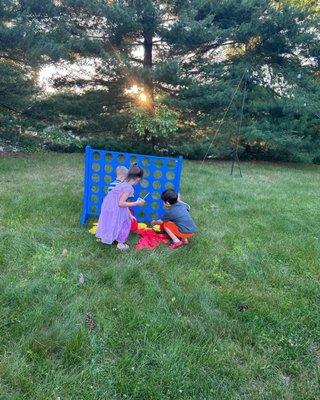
[143,34,153,70]
[143,33,155,114]
[143,28,156,145]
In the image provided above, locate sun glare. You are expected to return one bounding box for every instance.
[125,84,141,95]
[139,93,147,103]
[130,84,139,94]
[125,85,149,104]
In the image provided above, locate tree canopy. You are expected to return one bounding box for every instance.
[1,0,320,162]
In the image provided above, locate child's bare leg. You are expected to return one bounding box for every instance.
[182,238,188,244]
[164,227,181,243]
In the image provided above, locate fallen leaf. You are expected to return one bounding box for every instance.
[85,313,95,330]
[236,303,249,312]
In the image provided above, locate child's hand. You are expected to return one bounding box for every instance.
[136,198,146,207]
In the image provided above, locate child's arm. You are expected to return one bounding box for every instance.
[119,191,145,207]
[151,219,163,225]
[178,192,190,210]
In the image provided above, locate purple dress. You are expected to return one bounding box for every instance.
[96,181,134,244]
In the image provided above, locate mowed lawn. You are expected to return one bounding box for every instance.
[0,153,319,400]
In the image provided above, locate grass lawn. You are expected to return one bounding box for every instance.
[0,153,319,400]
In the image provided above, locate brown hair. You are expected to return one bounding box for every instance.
[126,163,144,181]
[161,189,178,205]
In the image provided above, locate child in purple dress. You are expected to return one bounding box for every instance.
[96,165,145,250]
[108,166,128,192]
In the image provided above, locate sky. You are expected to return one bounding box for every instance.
[38,59,103,93]
[38,45,145,93]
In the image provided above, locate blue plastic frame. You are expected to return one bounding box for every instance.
[81,146,183,225]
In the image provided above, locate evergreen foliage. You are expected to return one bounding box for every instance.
[0,0,320,161]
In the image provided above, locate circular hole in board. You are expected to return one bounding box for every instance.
[92,174,100,182]
[90,205,98,213]
[151,191,160,200]
[93,152,100,160]
[139,190,148,198]
[91,185,99,193]
[117,154,125,164]
[151,202,159,210]
[144,168,150,178]
[165,182,174,190]
[92,163,100,172]
[153,181,161,189]
[154,170,162,179]
[142,157,151,166]
[130,156,138,164]
[138,211,146,218]
[166,171,175,180]
[104,175,112,184]
[151,212,158,220]
[104,164,113,173]
[167,160,176,168]
[103,186,109,194]
[90,194,99,203]
[155,159,163,167]
[140,179,149,188]
[105,153,113,161]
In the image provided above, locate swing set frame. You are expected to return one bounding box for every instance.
[201,70,249,177]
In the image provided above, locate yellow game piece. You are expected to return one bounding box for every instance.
[89,225,97,234]
[152,224,161,232]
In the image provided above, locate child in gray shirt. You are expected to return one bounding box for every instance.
[152,189,197,249]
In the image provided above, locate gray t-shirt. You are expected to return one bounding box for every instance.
[163,202,197,233]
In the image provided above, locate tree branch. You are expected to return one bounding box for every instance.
[154,83,178,94]
[0,53,26,64]
[0,102,22,114]
[128,57,144,64]
[170,40,237,58]
[195,40,237,55]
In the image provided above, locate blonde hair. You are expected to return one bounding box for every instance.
[116,166,128,178]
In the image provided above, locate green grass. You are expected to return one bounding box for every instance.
[0,153,319,400]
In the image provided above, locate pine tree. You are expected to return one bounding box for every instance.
[163,0,320,161]
[1,0,320,161]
